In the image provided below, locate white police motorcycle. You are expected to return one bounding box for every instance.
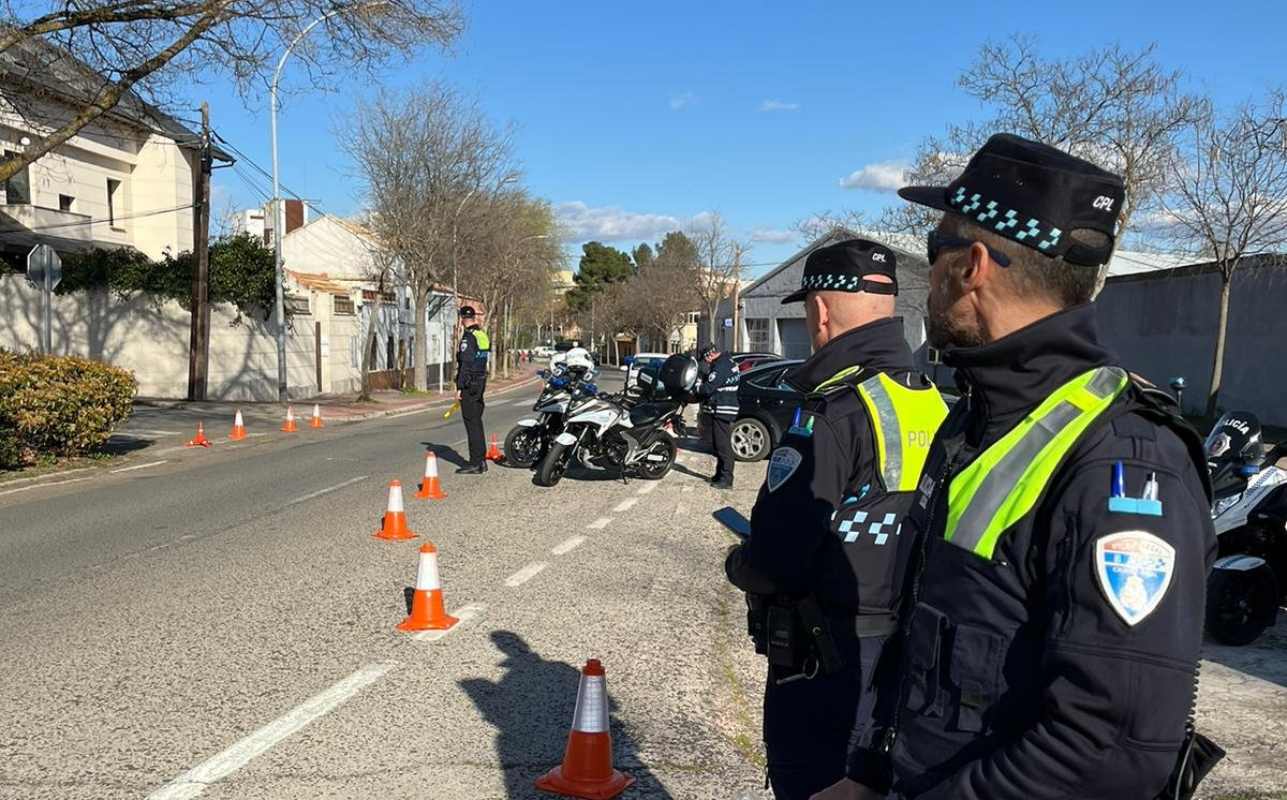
[533,354,696,487]
[1205,412,1287,645]
[504,362,598,469]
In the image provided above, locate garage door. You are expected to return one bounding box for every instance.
[778,318,811,359]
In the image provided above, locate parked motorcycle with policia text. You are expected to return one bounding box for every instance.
[503,361,599,469]
[1204,412,1287,646]
[533,354,697,487]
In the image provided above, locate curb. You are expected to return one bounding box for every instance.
[1,373,545,490]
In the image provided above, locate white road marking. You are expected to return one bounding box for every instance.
[0,466,93,488]
[413,602,487,642]
[145,661,397,800]
[110,460,169,474]
[0,476,94,497]
[552,535,587,555]
[681,485,695,494]
[586,517,612,530]
[504,562,548,587]
[119,428,181,437]
[675,502,688,517]
[388,407,429,419]
[154,445,192,456]
[613,497,639,513]
[636,482,658,495]
[451,438,468,447]
[284,476,368,507]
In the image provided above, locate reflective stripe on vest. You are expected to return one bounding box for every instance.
[855,372,949,493]
[813,365,864,393]
[945,366,1129,559]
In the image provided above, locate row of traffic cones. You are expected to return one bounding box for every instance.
[187,405,324,448]
[371,452,629,799]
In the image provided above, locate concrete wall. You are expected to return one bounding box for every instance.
[0,274,317,401]
[1096,261,1287,424]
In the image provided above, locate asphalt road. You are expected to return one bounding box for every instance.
[0,372,776,800]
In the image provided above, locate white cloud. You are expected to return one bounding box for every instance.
[750,228,796,244]
[759,99,800,113]
[555,201,685,243]
[839,161,908,192]
[669,91,697,111]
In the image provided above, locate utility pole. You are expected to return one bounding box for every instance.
[187,101,212,401]
[730,245,743,352]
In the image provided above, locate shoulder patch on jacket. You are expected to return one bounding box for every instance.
[766,447,803,492]
[1095,530,1176,626]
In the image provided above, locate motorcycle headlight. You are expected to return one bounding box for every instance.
[1212,493,1242,518]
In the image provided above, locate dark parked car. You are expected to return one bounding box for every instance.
[730,351,779,372]
[730,359,804,461]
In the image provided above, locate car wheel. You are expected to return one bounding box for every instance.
[731,417,771,462]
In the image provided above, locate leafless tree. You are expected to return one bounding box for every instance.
[689,213,747,346]
[884,37,1200,291]
[344,82,513,390]
[1160,91,1287,416]
[622,258,698,352]
[0,0,464,183]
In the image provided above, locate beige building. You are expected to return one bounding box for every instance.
[0,40,232,260]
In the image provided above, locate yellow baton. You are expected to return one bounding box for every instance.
[443,400,461,419]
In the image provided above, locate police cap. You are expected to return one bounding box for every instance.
[781,238,898,304]
[898,133,1126,267]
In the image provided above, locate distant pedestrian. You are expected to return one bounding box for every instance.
[456,306,490,474]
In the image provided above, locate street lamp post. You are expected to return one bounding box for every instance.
[270,4,385,401]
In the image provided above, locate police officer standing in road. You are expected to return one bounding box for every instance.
[456,305,491,474]
[725,239,948,800]
[698,345,741,489]
[821,135,1220,800]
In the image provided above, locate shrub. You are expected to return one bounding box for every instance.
[0,351,136,469]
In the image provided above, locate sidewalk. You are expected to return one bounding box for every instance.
[132,369,543,424]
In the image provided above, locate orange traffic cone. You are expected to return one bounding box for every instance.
[396,541,458,632]
[485,433,503,462]
[229,410,247,441]
[186,421,212,448]
[309,403,324,429]
[373,480,417,541]
[536,659,634,800]
[415,451,447,500]
[281,405,299,433]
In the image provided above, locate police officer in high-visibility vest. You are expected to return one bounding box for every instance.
[455,305,491,474]
[725,239,948,800]
[821,135,1220,800]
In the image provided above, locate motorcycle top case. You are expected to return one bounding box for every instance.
[658,354,699,399]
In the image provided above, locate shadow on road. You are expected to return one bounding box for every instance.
[459,630,673,799]
[420,442,468,468]
[1203,617,1287,689]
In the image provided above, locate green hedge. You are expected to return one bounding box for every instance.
[0,352,137,469]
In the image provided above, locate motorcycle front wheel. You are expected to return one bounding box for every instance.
[636,432,677,480]
[504,425,544,468]
[535,441,575,487]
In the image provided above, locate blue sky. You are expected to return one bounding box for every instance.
[198,0,1287,278]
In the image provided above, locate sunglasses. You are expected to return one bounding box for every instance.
[926,231,1011,267]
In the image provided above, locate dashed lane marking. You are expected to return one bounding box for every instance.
[146,661,397,800]
[675,502,688,517]
[504,562,548,587]
[613,497,639,513]
[284,476,369,507]
[413,602,487,642]
[681,485,695,493]
[551,535,587,555]
[0,476,94,497]
[0,466,93,488]
[117,428,181,438]
[636,482,658,495]
[587,517,612,530]
[110,460,169,474]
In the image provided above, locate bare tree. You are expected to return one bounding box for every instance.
[1160,92,1287,416]
[622,259,698,352]
[345,82,513,390]
[884,37,1200,291]
[689,213,747,346]
[0,1,464,183]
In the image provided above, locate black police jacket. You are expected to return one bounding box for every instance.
[697,353,740,419]
[456,326,489,390]
[725,317,915,606]
[853,305,1217,800]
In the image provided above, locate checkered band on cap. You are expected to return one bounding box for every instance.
[801,273,866,291]
[949,186,1063,253]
